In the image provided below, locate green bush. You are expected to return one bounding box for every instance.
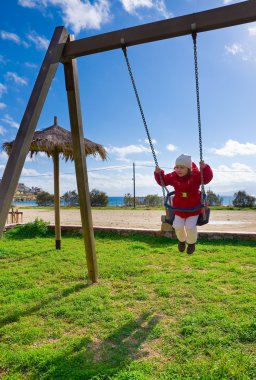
[124,193,135,207]
[206,189,223,206]
[90,188,108,207]
[62,190,79,206]
[143,194,163,207]
[36,191,54,206]
[5,218,50,238]
[233,190,256,208]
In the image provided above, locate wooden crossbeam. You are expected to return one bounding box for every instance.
[62,1,256,59]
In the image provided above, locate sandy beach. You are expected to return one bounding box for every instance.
[12,208,256,233]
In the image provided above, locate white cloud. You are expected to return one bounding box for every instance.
[0,164,6,176]
[225,44,255,63]
[27,31,49,50]
[1,114,20,129]
[0,103,7,109]
[155,0,171,18]
[24,62,38,69]
[19,0,111,34]
[87,168,155,196]
[0,30,29,48]
[211,163,256,194]
[106,144,151,161]
[144,138,156,145]
[25,155,36,163]
[135,160,154,166]
[224,24,256,63]
[18,0,41,7]
[21,168,42,176]
[248,26,256,36]
[120,0,171,18]
[0,125,7,135]
[166,143,177,152]
[0,31,21,44]
[0,163,5,168]
[58,0,111,33]
[5,72,28,86]
[38,152,48,158]
[121,0,152,12]
[223,0,244,4]
[0,83,7,98]
[211,139,256,157]
[120,0,173,18]
[0,151,8,162]
[15,169,53,193]
[18,0,171,33]
[17,177,54,193]
[225,43,243,55]
[60,173,76,181]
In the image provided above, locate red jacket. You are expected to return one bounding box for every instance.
[154,162,213,218]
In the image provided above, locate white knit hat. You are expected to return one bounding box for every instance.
[175,154,192,169]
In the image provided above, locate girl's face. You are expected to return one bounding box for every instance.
[175,165,189,177]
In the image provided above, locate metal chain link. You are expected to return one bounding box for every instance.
[192,32,205,201]
[122,46,167,199]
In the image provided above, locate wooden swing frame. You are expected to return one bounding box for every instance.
[0,1,255,283]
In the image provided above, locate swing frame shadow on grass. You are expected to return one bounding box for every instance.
[0,231,255,379]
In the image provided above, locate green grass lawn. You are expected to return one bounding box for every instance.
[0,231,255,379]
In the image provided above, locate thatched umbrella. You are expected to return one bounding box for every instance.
[2,116,107,249]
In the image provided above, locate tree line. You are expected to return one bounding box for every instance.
[36,189,108,207]
[35,189,256,208]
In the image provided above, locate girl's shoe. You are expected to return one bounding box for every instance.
[187,244,195,254]
[178,241,186,252]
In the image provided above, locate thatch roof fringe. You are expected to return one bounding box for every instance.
[2,118,107,162]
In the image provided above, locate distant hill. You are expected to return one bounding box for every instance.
[13,183,43,201]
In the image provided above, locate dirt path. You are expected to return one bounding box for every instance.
[15,208,256,233]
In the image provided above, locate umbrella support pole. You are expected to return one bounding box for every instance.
[53,152,61,250]
[64,35,98,284]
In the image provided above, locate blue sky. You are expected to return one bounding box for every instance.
[1,0,256,197]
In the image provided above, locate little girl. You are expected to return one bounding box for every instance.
[154,154,213,254]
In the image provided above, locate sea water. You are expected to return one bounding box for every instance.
[13,195,234,207]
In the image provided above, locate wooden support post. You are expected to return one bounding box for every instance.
[133,162,136,209]
[53,152,61,249]
[63,36,98,284]
[0,26,69,236]
[11,208,15,224]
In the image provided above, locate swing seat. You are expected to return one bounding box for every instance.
[197,207,210,226]
[164,208,175,225]
[164,191,206,213]
[164,207,210,226]
[164,191,210,226]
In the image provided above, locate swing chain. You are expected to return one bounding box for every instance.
[122,46,158,166]
[122,45,167,198]
[122,38,207,211]
[192,32,205,199]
